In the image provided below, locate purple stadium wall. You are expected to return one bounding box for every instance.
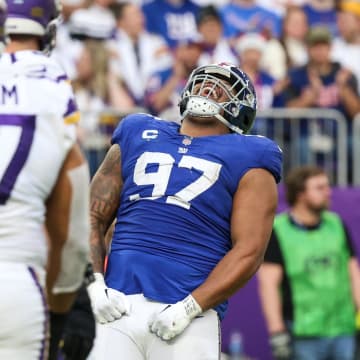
[221,187,360,360]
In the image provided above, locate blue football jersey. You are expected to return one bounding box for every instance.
[106,114,282,319]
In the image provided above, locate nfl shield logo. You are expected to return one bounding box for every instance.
[182,137,192,146]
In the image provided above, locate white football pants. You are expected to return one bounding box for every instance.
[89,294,220,360]
[0,262,48,360]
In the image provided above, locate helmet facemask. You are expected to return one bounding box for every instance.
[42,13,62,55]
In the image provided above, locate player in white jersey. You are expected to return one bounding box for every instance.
[0,1,90,359]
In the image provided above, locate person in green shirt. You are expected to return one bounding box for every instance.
[258,165,360,360]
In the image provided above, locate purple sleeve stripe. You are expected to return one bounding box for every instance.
[56,74,68,83]
[27,267,49,360]
[10,53,16,63]
[26,75,69,83]
[63,98,78,118]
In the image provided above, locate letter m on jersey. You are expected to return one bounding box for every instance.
[1,85,18,105]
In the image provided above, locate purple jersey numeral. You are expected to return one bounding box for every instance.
[0,115,36,205]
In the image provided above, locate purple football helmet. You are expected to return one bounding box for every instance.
[179,63,257,134]
[5,0,61,53]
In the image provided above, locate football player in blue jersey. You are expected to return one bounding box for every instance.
[88,62,283,359]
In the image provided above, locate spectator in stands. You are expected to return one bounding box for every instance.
[55,0,117,79]
[61,0,87,20]
[235,33,276,111]
[73,40,134,111]
[142,0,200,49]
[220,0,282,40]
[144,40,202,122]
[191,0,229,6]
[51,0,85,79]
[281,26,360,172]
[196,5,237,66]
[332,1,360,93]
[257,0,307,16]
[283,26,360,121]
[73,39,134,175]
[262,6,309,80]
[69,0,116,41]
[302,0,338,36]
[258,165,360,360]
[108,2,171,107]
[234,32,287,139]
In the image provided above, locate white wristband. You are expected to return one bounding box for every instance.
[182,294,202,320]
[93,272,106,286]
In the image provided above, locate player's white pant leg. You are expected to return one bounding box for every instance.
[89,321,144,360]
[0,263,49,360]
[147,308,220,360]
[90,294,220,360]
[90,294,150,360]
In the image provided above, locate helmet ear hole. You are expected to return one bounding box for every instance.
[239,107,256,134]
[244,116,250,126]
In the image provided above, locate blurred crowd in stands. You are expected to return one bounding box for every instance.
[2,0,359,181]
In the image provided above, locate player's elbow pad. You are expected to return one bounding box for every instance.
[53,163,90,294]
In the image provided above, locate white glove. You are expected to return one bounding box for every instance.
[87,273,130,324]
[149,294,202,341]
